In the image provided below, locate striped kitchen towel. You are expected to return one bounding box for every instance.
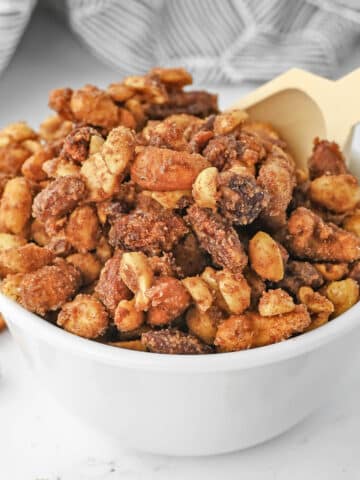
[1,0,360,83]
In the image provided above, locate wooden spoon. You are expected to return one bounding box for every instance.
[230,68,360,170]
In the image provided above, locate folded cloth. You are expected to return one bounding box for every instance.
[1,0,360,83]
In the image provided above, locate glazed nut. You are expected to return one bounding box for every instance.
[114,298,145,332]
[192,167,218,210]
[325,279,359,316]
[186,306,222,345]
[131,146,210,191]
[314,263,349,281]
[248,231,284,281]
[200,266,228,311]
[148,190,191,209]
[214,314,254,352]
[149,67,193,87]
[119,252,153,310]
[182,276,213,312]
[0,273,24,302]
[0,122,37,143]
[146,276,191,326]
[298,286,334,314]
[213,109,248,135]
[343,214,360,237]
[57,294,109,339]
[80,126,135,201]
[258,289,295,317]
[141,329,211,354]
[0,177,32,235]
[0,244,53,277]
[43,157,81,178]
[39,115,73,142]
[0,233,26,251]
[309,174,360,213]
[65,205,100,253]
[66,252,102,285]
[216,269,251,315]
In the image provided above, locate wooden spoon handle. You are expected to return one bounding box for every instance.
[231,68,360,150]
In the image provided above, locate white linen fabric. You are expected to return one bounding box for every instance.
[1,0,360,83]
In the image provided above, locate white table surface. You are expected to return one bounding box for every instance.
[1,6,360,480]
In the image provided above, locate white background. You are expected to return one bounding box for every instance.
[1,6,360,479]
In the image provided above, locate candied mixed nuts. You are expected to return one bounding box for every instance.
[0,67,360,354]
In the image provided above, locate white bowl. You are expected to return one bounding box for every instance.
[2,292,360,456]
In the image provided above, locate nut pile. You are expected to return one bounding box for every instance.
[0,67,360,354]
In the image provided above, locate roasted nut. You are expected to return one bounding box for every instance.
[298,286,334,314]
[65,205,100,252]
[192,167,218,210]
[343,214,360,237]
[251,305,311,348]
[258,289,295,316]
[218,171,268,225]
[257,147,295,228]
[81,126,135,201]
[39,115,73,142]
[21,147,54,182]
[249,231,284,281]
[69,85,119,130]
[42,157,81,178]
[19,260,82,315]
[146,276,191,326]
[141,329,212,354]
[215,315,254,352]
[216,269,251,315]
[0,177,32,235]
[94,251,131,316]
[186,205,248,274]
[308,138,347,179]
[114,298,145,332]
[216,305,311,352]
[32,176,87,222]
[119,252,153,310]
[0,244,53,276]
[57,294,108,339]
[186,306,224,345]
[147,190,191,209]
[61,126,103,164]
[213,109,248,135]
[182,275,213,312]
[109,203,188,256]
[309,174,360,213]
[95,236,113,263]
[299,286,334,332]
[131,147,209,191]
[277,260,324,295]
[66,252,102,285]
[314,263,348,281]
[173,233,208,278]
[0,233,26,250]
[149,67,193,87]
[0,273,24,301]
[287,207,360,262]
[325,279,359,316]
[200,266,228,311]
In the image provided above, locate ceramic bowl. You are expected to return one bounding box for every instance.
[2,292,360,456]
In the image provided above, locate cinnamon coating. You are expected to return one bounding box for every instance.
[287,207,360,262]
[186,204,248,274]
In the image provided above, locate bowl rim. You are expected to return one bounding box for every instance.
[1,291,359,372]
